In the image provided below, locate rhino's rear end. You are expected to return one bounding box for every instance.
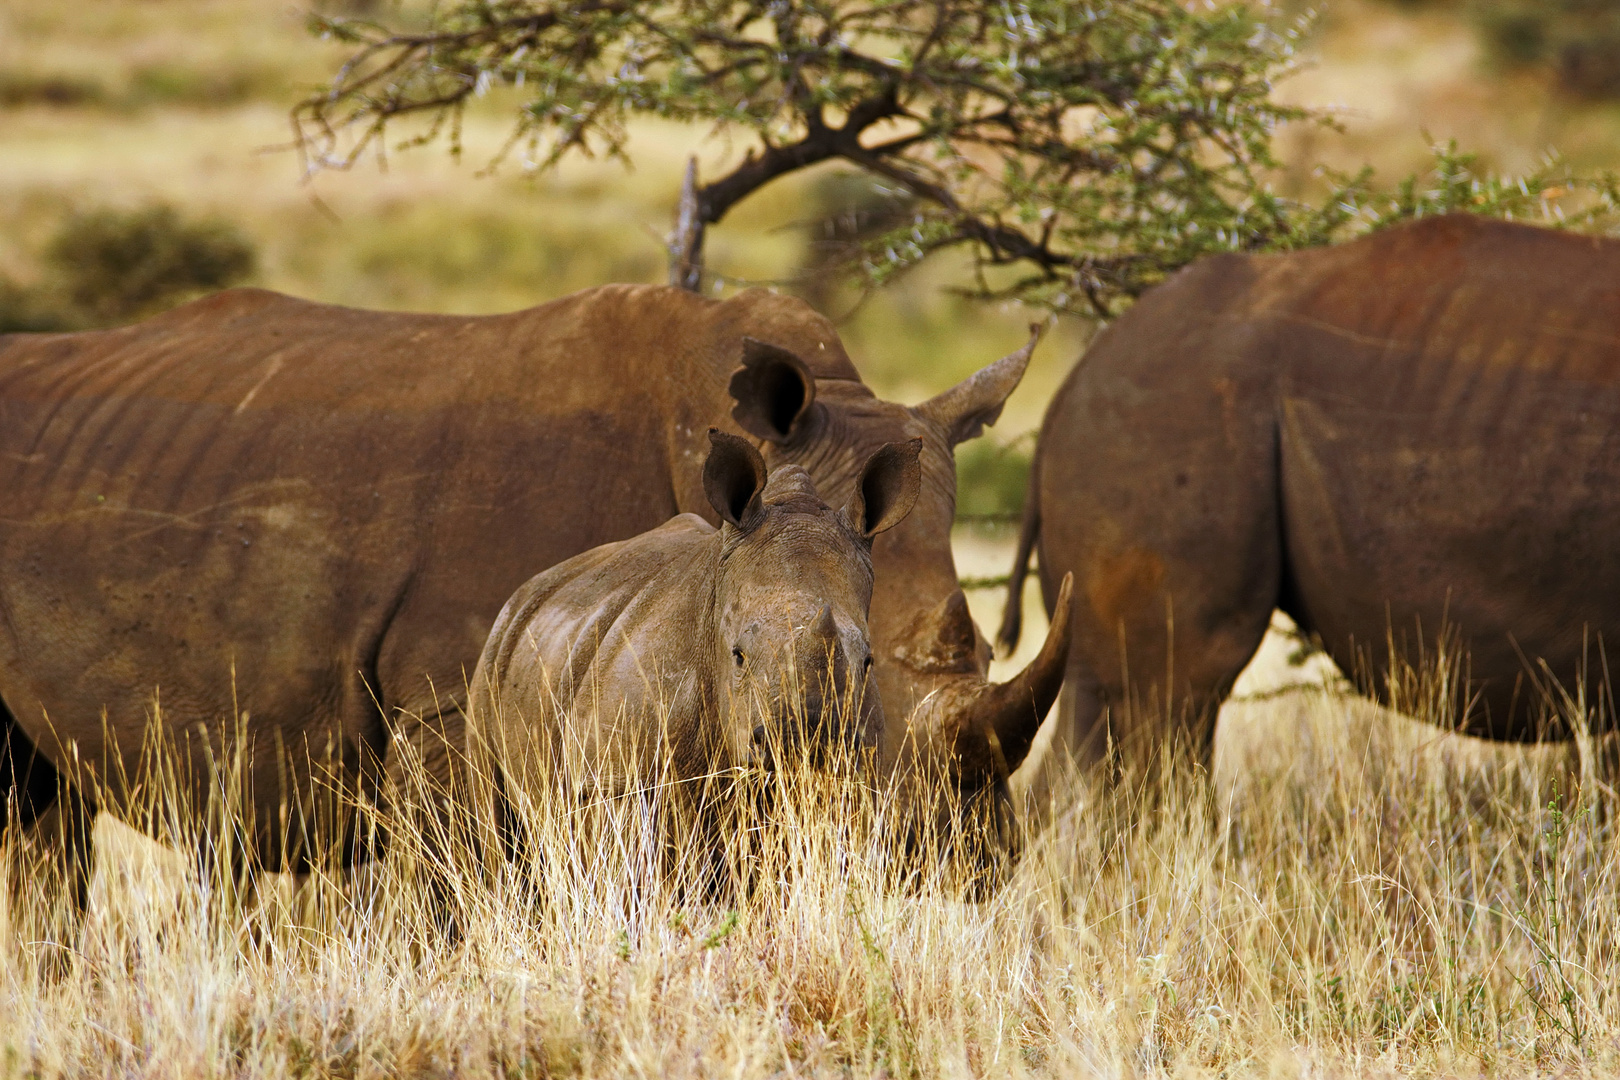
[1270,215,1620,737]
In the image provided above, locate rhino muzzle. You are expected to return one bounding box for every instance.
[750,603,879,768]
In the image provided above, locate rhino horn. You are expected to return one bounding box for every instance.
[810,603,838,642]
[933,589,978,654]
[957,572,1073,775]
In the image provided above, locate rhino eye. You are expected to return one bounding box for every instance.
[862,654,873,675]
[732,646,746,668]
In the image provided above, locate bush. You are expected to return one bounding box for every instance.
[954,439,1031,524]
[791,173,916,315]
[126,63,283,110]
[0,275,72,334]
[47,205,257,325]
[0,204,259,333]
[1472,0,1620,98]
[0,72,105,109]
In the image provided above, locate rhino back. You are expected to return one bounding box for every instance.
[1266,216,1620,733]
[471,514,721,797]
[0,285,764,806]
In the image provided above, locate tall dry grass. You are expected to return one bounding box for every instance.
[3,651,1617,1079]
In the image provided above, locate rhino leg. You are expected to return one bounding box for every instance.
[372,705,481,932]
[486,761,535,891]
[1023,263,1283,792]
[381,706,467,836]
[2,712,95,960]
[1032,462,1279,788]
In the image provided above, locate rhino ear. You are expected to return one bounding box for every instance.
[728,338,817,443]
[915,324,1043,446]
[704,429,768,529]
[847,437,922,538]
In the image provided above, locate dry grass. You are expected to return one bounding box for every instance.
[4,641,1616,1079]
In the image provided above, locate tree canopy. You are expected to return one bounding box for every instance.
[295,0,1618,317]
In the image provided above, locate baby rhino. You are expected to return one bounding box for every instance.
[468,431,921,815]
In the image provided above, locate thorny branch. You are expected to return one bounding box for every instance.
[295,0,1620,313]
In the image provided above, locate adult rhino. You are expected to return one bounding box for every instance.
[1001,214,1620,779]
[0,283,1071,910]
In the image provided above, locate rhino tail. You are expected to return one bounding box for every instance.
[995,446,1042,656]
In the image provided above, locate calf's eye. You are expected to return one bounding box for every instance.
[862,654,874,675]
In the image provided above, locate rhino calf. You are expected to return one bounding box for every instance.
[468,431,921,828]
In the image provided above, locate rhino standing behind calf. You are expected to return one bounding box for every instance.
[468,433,920,860]
[0,283,1071,919]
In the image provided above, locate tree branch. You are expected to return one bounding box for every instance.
[694,90,905,226]
[294,0,1448,316]
[670,157,705,291]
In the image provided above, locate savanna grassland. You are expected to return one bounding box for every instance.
[3,662,1615,1078]
[4,1,1620,1076]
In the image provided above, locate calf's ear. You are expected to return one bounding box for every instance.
[915,324,1043,446]
[704,429,769,529]
[729,338,817,442]
[847,437,922,538]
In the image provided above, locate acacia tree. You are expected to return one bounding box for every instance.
[294,0,1614,317]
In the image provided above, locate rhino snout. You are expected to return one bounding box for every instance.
[737,604,877,768]
[791,610,874,745]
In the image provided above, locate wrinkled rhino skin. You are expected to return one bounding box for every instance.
[0,283,1070,889]
[468,433,919,843]
[1004,214,1620,777]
